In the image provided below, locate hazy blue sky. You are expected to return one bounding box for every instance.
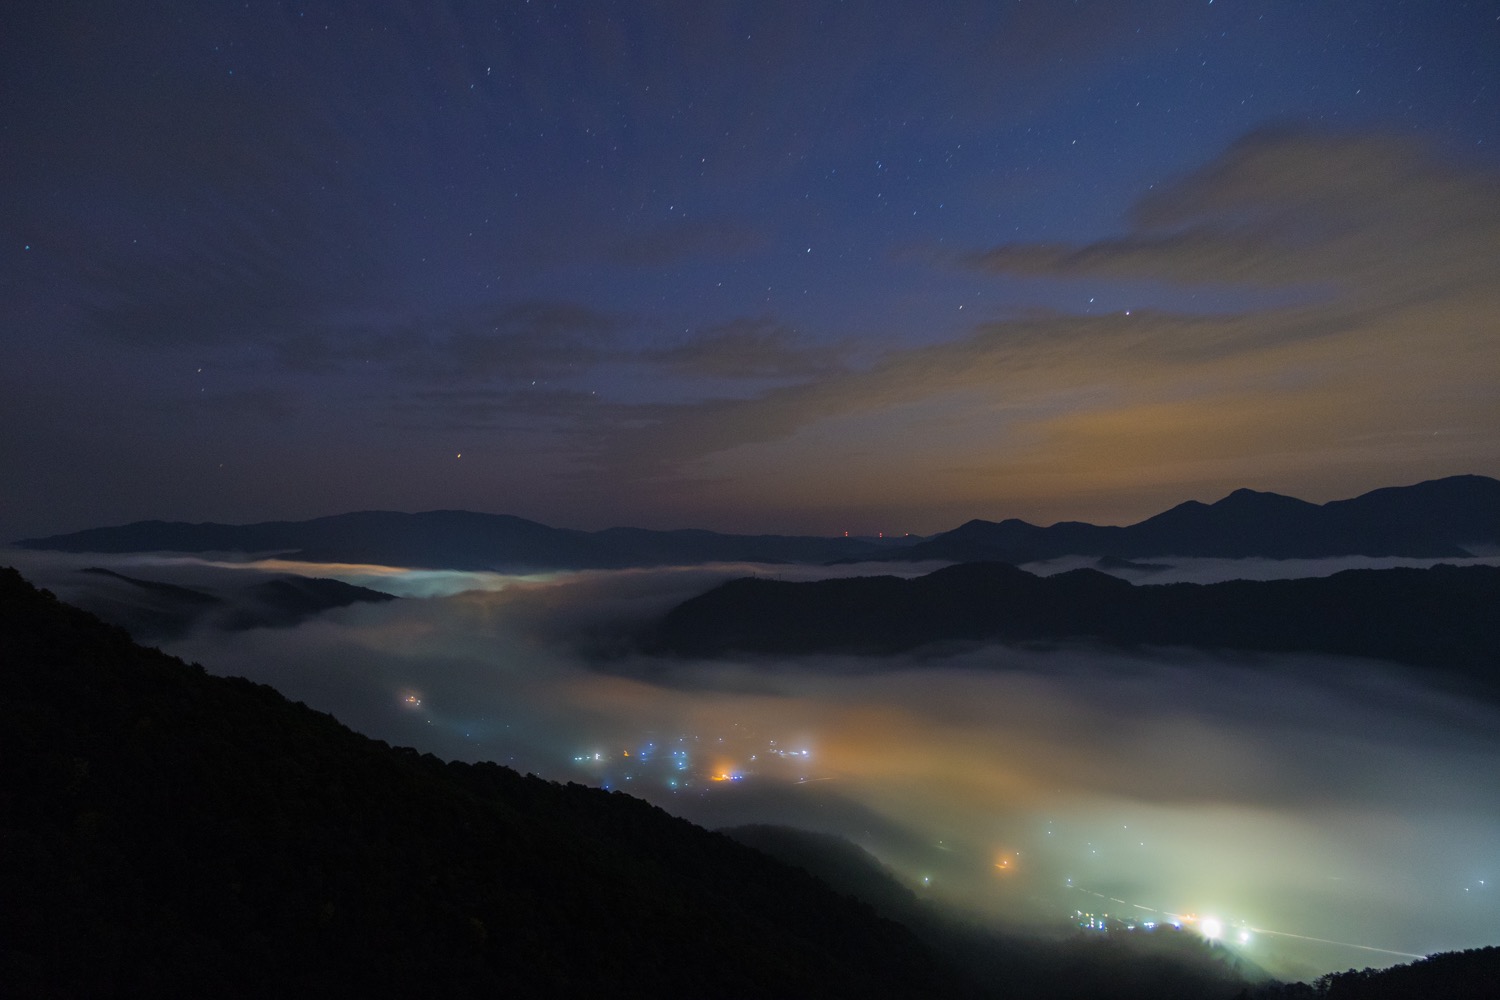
[4,1,1498,536]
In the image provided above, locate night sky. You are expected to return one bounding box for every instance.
[5,1,1498,539]
[7,5,1500,979]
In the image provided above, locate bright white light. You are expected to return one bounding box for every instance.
[1238,929,1252,944]
[1201,917,1223,940]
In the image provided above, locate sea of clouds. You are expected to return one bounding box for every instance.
[8,548,1498,980]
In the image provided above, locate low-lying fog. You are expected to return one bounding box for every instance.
[10,548,1499,982]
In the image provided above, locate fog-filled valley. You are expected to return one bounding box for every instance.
[10,1,1500,993]
[12,547,1498,984]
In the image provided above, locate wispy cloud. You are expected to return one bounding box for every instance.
[556,131,1500,524]
[964,130,1500,299]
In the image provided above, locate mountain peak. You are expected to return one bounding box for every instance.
[1210,487,1315,510]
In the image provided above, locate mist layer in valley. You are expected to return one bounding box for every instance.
[10,548,1498,983]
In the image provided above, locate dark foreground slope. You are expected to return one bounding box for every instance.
[652,562,1500,688]
[0,567,943,999]
[1254,946,1500,999]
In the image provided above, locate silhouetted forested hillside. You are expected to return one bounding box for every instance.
[0,567,942,998]
[1252,946,1500,999]
[651,562,1500,694]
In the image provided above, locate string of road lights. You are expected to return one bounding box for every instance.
[1063,882,1426,961]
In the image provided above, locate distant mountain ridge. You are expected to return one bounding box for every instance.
[15,510,904,571]
[14,475,1499,570]
[894,475,1500,563]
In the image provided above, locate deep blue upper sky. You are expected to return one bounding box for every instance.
[4,1,1498,538]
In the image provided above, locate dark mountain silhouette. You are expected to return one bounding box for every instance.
[1096,555,1170,573]
[1252,946,1500,999]
[16,475,1497,570]
[16,510,905,571]
[724,824,924,922]
[80,566,223,604]
[74,566,397,640]
[888,475,1500,563]
[650,562,1500,694]
[0,566,945,997]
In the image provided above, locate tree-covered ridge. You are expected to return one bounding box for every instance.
[1254,946,1500,999]
[0,566,941,998]
[651,562,1500,691]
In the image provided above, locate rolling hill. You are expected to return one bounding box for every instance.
[650,561,1500,696]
